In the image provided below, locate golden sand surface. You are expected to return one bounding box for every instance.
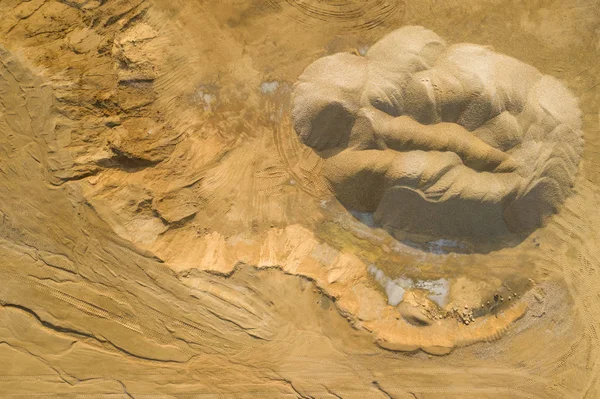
[0,0,599,397]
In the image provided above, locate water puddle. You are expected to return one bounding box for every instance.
[368,265,450,307]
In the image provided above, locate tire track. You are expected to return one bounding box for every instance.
[267,0,405,32]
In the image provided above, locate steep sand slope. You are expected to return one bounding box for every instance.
[292,26,583,237]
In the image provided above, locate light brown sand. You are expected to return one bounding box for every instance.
[0,0,599,397]
[292,26,583,237]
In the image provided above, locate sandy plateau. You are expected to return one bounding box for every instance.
[0,0,599,398]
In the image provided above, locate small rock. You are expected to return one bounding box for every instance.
[534,293,543,302]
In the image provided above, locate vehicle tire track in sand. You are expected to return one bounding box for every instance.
[536,181,600,398]
[267,0,406,32]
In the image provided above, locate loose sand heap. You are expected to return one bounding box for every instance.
[293,26,584,237]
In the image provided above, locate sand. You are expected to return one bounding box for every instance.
[293,26,584,237]
[0,0,599,397]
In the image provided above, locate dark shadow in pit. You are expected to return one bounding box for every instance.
[347,207,539,255]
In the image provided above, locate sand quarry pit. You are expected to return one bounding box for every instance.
[0,0,599,397]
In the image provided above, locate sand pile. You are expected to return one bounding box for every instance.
[293,26,584,237]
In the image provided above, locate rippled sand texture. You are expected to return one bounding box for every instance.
[0,0,599,398]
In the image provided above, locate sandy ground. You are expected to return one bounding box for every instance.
[0,0,599,397]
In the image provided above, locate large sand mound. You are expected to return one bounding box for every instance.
[293,26,584,237]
